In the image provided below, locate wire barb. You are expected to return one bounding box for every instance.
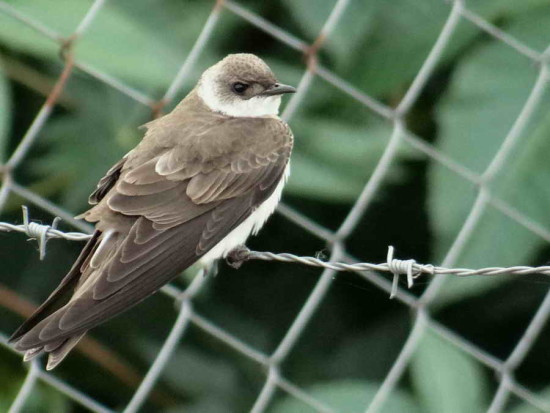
[0,206,92,260]
[22,205,60,260]
[2,212,547,299]
[387,246,418,299]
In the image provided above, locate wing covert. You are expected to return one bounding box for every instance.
[13,111,293,349]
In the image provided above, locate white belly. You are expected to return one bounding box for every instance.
[199,164,289,266]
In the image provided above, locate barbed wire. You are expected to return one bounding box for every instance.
[2,209,550,301]
[0,0,549,412]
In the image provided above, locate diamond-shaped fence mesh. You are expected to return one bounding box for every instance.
[0,0,550,412]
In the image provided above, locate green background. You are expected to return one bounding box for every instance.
[1,0,550,412]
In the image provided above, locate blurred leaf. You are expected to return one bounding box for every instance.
[164,398,233,413]
[0,0,218,90]
[269,380,420,413]
[326,314,410,381]
[139,341,237,398]
[284,0,454,97]
[346,0,549,98]
[137,340,246,412]
[347,0,465,98]
[0,61,10,162]
[411,329,488,413]
[0,357,70,412]
[428,7,550,305]
[20,383,69,413]
[31,82,148,211]
[77,0,218,90]
[286,117,416,202]
[284,0,461,98]
[465,0,550,23]
[279,62,417,203]
[284,0,547,99]
[281,0,337,40]
[507,387,550,413]
[0,9,58,60]
[281,0,377,68]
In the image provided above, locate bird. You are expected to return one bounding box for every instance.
[9,53,296,370]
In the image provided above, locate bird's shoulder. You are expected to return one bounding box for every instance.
[140,109,290,157]
[83,99,293,216]
[122,101,292,179]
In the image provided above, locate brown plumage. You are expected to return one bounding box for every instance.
[9,54,295,369]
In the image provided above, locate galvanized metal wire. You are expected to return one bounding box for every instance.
[0,0,550,412]
[4,217,550,299]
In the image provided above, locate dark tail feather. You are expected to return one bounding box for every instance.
[9,231,100,343]
[20,331,86,370]
[45,332,86,370]
[22,346,44,362]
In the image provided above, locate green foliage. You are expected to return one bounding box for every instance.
[508,387,550,413]
[281,0,377,69]
[287,118,414,201]
[32,83,147,210]
[429,6,550,305]
[0,0,219,91]
[269,380,420,413]
[0,355,70,412]
[1,0,550,411]
[411,328,488,413]
[139,340,240,408]
[282,0,539,99]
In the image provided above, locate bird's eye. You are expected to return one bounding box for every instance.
[232,82,249,94]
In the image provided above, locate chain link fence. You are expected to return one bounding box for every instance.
[0,0,550,412]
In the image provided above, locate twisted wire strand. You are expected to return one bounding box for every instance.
[2,209,549,299]
[0,221,91,242]
[247,250,550,277]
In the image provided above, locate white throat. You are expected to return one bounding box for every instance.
[197,67,281,117]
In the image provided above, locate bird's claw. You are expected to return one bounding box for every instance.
[225,245,251,269]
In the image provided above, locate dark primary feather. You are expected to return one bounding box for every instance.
[9,89,293,368]
[9,231,101,342]
[88,157,126,205]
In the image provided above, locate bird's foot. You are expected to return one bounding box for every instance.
[225,245,251,269]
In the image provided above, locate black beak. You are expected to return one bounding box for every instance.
[262,83,297,96]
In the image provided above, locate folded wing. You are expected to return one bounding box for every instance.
[10,113,292,358]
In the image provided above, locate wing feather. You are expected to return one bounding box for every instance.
[12,106,293,352]
[89,158,126,204]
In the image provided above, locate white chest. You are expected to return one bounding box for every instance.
[199,164,289,266]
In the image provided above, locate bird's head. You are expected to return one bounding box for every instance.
[197,53,296,117]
